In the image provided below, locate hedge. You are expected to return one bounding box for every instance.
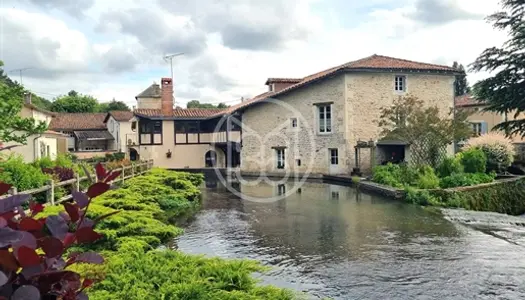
[428,176,525,215]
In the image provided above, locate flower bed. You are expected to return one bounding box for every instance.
[37,168,296,299]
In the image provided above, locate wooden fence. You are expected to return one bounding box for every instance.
[0,159,154,206]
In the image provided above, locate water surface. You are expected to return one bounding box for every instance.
[174,180,525,299]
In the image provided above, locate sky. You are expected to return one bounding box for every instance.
[0,0,507,108]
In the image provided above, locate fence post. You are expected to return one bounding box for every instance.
[131,163,135,177]
[75,173,80,192]
[47,179,55,206]
[8,186,17,196]
[121,165,125,183]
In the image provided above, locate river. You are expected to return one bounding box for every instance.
[174,179,525,299]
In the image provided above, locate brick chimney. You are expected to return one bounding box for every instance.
[161,77,173,116]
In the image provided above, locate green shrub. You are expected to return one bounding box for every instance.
[54,153,74,168]
[415,165,440,189]
[404,187,443,206]
[0,154,50,191]
[460,148,487,173]
[32,156,54,169]
[372,163,402,187]
[439,172,495,189]
[463,133,515,173]
[436,156,463,177]
[86,241,295,300]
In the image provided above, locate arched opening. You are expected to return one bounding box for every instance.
[129,148,139,162]
[205,150,217,167]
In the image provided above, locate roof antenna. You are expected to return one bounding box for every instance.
[163,53,184,81]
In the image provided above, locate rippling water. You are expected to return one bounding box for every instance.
[174,180,525,299]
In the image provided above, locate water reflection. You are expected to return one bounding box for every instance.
[176,179,525,300]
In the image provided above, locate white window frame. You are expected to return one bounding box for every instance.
[329,148,338,165]
[317,104,332,134]
[276,148,285,169]
[394,75,406,92]
[471,122,482,136]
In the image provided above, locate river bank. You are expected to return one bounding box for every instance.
[39,168,297,299]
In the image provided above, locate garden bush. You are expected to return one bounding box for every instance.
[436,156,463,177]
[372,163,403,187]
[463,133,515,173]
[439,172,496,189]
[0,154,49,191]
[85,241,296,300]
[404,187,442,206]
[459,148,487,173]
[415,165,440,189]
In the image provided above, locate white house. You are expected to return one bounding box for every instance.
[103,111,136,158]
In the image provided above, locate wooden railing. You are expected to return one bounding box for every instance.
[0,159,154,206]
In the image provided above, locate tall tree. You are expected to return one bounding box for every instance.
[0,60,47,147]
[471,0,525,136]
[50,90,99,113]
[187,100,229,109]
[452,61,471,96]
[98,98,130,112]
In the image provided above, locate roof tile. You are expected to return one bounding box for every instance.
[136,83,161,99]
[105,111,134,122]
[49,113,107,130]
[134,108,226,119]
[455,94,486,107]
[226,54,461,114]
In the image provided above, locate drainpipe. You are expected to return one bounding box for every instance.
[33,134,42,161]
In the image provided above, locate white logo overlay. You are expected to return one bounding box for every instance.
[212,98,316,203]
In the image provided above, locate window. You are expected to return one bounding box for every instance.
[296,159,301,166]
[329,148,338,165]
[131,121,137,132]
[318,105,332,133]
[140,120,162,134]
[276,148,285,169]
[471,122,482,136]
[268,83,274,92]
[139,119,163,145]
[46,145,50,157]
[395,75,406,92]
[176,121,199,133]
[291,118,298,128]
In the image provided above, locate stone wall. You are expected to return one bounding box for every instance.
[241,75,347,175]
[241,71,456,176]
[345,72,455,172]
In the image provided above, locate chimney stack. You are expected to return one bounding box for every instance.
[24,92,32,105]
[161,77,173,116]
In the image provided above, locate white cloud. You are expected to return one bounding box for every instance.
[0,0,510,108]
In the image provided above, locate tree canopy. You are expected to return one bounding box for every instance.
[378,95,472,166]
[50,90,100,113]
[98,98,131,113]
[471,0,525,136]
[0,60,47,147]
[187,100,229,109]
[452,61,471,96]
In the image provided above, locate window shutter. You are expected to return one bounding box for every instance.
[481,122,488,134]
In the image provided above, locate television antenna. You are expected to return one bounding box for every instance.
[163,53,184,80]
[9,67,34,85]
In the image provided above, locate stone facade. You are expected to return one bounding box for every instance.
[241,72,456,175]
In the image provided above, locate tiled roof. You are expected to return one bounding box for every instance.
[134,108,227,119]
[49,113,107,130]
[225,54,461,115]
[265,78,302,84]
[136,83,161,99]
[455,94,486,107]
[104,111,134,122]
[43,130,68,137]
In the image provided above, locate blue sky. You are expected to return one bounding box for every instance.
[0,0,505,108]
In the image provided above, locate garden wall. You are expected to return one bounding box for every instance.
[429,176,525,215]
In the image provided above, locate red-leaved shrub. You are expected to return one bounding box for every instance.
[0,163,121,300]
